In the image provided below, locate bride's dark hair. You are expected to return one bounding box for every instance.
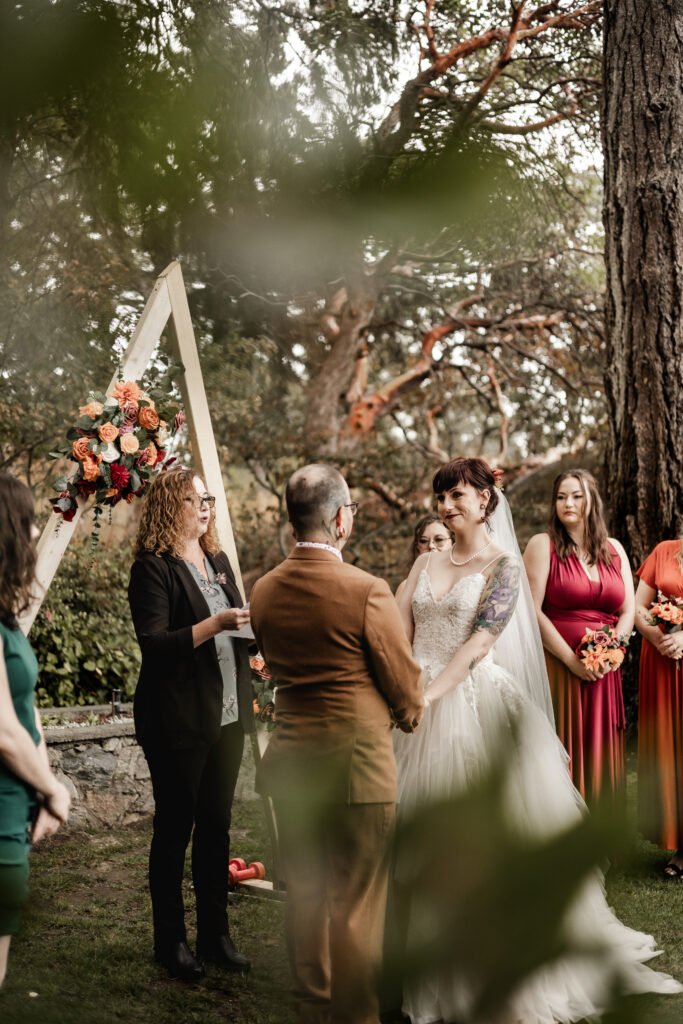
[432,458,499,523]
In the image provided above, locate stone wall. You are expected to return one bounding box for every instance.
[45,711,259,830]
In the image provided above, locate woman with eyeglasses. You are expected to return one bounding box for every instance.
[128,467,253,981]
[395,514,454,600]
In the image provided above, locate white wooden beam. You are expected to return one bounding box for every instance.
[164,262,245,600]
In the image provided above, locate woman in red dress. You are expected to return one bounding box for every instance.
[634,540,683,877]
[524,470,634,806]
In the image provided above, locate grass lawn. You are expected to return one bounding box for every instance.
[1,763,683,1023]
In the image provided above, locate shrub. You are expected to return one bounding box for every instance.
[30,543,140,707]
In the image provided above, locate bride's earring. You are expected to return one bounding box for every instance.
[480,504,486,523]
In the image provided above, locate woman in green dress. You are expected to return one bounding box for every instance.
[0,474,71,987]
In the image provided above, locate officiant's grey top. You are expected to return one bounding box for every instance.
[184,558,238,726]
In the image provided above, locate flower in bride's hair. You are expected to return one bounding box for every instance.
[492,467,504,486]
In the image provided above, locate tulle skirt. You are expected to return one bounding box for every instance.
[393,660,682,1024]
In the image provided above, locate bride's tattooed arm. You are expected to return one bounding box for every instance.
[423,555,521,705]
[472,555,521,638]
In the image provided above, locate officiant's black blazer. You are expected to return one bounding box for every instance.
[128,550,254,751]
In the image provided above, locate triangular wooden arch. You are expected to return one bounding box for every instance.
[20,261,244,633]
[19,261,281,893]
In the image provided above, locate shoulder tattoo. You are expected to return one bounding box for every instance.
[472,555,521,637]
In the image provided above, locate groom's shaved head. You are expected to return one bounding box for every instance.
[286,464,348,539]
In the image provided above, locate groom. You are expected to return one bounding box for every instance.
[250,464,424,1024]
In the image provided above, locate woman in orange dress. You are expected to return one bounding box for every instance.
[525,470,634,806]
[635,540,683,877]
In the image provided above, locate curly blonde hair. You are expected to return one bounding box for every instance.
[133,467,221,559]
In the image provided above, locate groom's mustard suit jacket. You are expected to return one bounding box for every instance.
[250,545,424,804]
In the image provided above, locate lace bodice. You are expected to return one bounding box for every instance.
[411,569,494,685]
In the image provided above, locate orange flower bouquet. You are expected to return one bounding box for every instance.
[250,653,275,730]
[575,624,630,674]
[648,591,683,673]
[49,376,184,544]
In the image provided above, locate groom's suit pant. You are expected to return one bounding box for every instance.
[274,798,395,1024]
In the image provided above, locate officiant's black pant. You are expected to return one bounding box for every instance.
[144,722,244,951]
[274,798,395,1024]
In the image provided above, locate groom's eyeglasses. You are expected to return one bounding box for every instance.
[185,495,216,509]
[341,501,359,517]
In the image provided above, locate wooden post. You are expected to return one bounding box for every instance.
[163,263,244,598]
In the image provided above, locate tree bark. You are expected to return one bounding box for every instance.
[603,0,683,564]
[303,277,377,456]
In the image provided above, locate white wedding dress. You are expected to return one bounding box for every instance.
[394,565,682,1024]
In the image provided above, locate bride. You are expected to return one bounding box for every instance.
[394,457,682,1024]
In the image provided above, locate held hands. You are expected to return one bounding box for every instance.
[217,606,251,632]
[659,632,683,660]
[568,653,610,682]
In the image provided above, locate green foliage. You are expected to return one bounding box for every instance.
[30,543,140,707]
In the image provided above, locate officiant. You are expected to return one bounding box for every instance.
[128,466,253,981]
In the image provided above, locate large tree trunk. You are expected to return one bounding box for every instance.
[603,1,683,564]
[303,276,377,456]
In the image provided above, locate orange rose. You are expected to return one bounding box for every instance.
[72,437,92,461]
[138,406,159,430]
[105,488,118,498]
[82,454,102,481]
[79,401,103,419]
[98,422,119,443]
[110,380,141,409]
[119,433,140,455]
[126,492,135,504]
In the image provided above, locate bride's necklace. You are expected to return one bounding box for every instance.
[449,538,492,567]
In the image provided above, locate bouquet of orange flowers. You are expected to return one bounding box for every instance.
[648,591,683,672]
[50,378,184,534]
[250,653,275,729]
[576,624,629,673]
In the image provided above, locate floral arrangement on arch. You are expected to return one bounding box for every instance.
[50,378,185,533]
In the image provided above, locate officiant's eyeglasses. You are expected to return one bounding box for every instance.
[185,495,216,509]
[341,501,359,516]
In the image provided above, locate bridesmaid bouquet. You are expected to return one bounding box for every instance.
[648,591,683,672]
[250,653,275,729]
[576,625,629,673]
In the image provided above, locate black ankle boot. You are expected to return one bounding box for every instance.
[197,933,250,973]
[154,940,205,981]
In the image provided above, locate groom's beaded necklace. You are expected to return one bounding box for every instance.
[449,538,492,567]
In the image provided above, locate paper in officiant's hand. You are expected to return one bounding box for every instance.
[224,624,255,639]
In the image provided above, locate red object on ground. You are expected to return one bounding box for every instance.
[228,858,247,872]
[228,861,266,887]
